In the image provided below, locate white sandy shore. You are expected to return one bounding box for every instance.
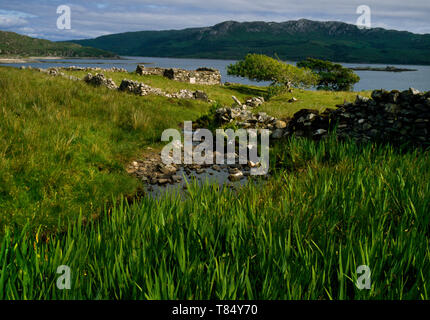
[0,58,30,63]
[0,56,62,64]
[29,56,62,60]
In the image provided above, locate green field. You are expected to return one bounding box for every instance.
[0,66,428,299]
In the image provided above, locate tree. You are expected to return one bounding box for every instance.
[227,54,317,95]
[297,58,360,91]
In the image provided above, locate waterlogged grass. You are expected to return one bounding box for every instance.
[1,66,428,299]
[1,136,429,299]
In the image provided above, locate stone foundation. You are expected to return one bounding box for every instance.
[136,65,221,85]
[83,73,118,90]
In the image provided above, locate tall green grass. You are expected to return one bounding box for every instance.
[1,135,428,299]
[0,66,365,231]
[0,67,210,231]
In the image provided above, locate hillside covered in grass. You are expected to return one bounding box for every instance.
[0,66,428,299]
[0,66,365,231]
[71,19,430,65]
[0,30,118,58]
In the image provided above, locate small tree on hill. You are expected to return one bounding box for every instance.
[297,58,360,91]
[227,54,317,97]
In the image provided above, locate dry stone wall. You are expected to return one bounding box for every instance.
[216,88,430,148]
[284,88,430,147]
[332,88,430,146]
[81,73,209,101]
[84,73,118,90]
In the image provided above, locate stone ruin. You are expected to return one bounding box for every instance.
[283,88,430,147]
[216,88,430,148]
[83,73,118,90]
[118,79,209,101]
[81,74,209,101]
[136,65,222,85]
[118,79,164,96]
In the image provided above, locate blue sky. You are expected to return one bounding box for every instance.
[0,0,429,40]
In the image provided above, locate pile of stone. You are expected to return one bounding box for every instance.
[230,95,265,108]
[244,96,265,108]
[167,90,209,101]
[118,79,165,96]
[193,90,209,102]
[215,96,287,138]
[83,73,118,90]
[127,157,183,185]
[47,68,64,77]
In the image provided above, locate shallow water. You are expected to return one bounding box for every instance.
[2,56,429,91]
[144,165,253,199]
[143,130,261,199]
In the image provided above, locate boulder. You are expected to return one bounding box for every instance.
[193,90,209,101]
[84,73,118,90]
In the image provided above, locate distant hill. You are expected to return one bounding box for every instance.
[0,30,118,58]
[71,19,430,65]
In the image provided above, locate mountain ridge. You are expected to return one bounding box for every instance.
[0,30,118,58]
[69,19,430,65]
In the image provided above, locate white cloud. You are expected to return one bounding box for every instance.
[0,0,428,39]
[0,15,28,27]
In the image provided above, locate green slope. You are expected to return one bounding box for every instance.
[71,19,430,64]
[0,30,118,58]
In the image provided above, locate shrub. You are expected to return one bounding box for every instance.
[227,54,317,97]
[297,58,360,91]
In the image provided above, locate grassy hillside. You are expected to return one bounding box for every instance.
[60,69,368,117]
[0,67,209,231]
[71,19,430,65]
[0,66,363,231]
[0,66,428,299]
[0,30,118,58]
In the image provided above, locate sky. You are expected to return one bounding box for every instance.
[0,0,429,41]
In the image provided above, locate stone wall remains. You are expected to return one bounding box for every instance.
[215,88,430,148]
[136,65,221,85]
[283,88,430,147]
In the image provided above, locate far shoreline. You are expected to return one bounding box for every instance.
[1,55,429,68]
[0,55,123,64]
